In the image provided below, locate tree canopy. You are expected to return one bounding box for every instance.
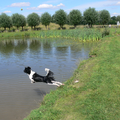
[69,10,82,27]
[27,13,40,29]
[19,14,26,30]
[99,10,110,25]
[54,9,67,29]
[83,7,98,28]
[116,15,120,22]
[11,13,22,29]
[51,15,56,23]
[41,12,51,29]
[0,13,12,30]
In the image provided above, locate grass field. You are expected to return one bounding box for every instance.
[22,26,120,120]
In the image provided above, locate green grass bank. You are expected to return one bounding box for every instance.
[1,23,118,41]
[24,29,120,120]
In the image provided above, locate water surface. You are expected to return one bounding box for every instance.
[0,38,98,120]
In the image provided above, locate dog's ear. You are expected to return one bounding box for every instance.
[28,66,31,69]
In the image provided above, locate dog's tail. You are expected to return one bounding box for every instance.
[45,68,55,81]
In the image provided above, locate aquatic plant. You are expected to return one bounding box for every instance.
[39,28,104,41]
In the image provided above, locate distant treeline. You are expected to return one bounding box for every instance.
[0,7,120,30]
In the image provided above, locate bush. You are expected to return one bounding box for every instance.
[24,33,30,37]
[69,27,75,29]
[102,28,110,37]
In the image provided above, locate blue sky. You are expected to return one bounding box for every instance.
[0,0,120,17]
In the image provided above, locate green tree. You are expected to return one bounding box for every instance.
[69,10,82,28]
[81,16,87,25]
[66,14,70,25]
[109,17,117,25]
[99,10,110,25]
[19,14,26,31]
[0,13,12,30]
[96,11,101,25]
[83,7,98,28]
[111,16,117,21]
[51,14,55,23]
[41,12,51,29]
[11,13,22,29]
[116,15,120,22]
[27,13,40,29]
[54,9,67,29]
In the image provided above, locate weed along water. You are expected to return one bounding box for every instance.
[0,38,98,120]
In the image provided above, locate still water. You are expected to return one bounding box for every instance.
[0,38,97,120]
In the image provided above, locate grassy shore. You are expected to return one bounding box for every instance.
[0,27,110,42]
[0,23,119,40]
[24,28,120,120]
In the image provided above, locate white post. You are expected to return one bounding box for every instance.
[117,21,120,26]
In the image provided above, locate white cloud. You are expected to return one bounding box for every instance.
[0,11,11,14]
[45,0,62,4]
[27,7,38,10]
[3,11,11,13]
[38,4,53,9]
[111,12,120,16]
[27,3,64,10]
[68,0,120,13]
[57,3,64,7]
[117,2,120,5]
[8,2,30,7]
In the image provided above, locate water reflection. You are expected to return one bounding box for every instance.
[0,40,14,57]
[70,44,82,52]
[14,40,27,55]
[0,39,98,65]
[0,39,98,59]
[29,39,41,53]
[56,46,68,53]
[55,46,69,61]
[42,41,52,55]
[33,88,46,96]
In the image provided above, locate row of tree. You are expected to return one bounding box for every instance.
[0,7,120,30]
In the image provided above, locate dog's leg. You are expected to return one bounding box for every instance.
[45,68,50,76]
[47,83,60,87]
[51,81,64,85]
[31,79,35,83]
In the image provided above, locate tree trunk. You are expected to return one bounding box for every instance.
[60,25,63,29]
[88,24,90,28]
[22,26,23,31]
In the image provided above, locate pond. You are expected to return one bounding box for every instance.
[0,38,98,120]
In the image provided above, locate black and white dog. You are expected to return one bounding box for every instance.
[24,66,64,87]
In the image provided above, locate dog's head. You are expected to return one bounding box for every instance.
[24,66,31,75]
